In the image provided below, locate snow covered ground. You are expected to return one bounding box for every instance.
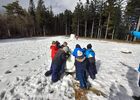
[0,36,140,100]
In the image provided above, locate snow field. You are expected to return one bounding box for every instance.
[0,36,140,100]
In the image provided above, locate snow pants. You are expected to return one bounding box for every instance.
[77,69,87,88]
[51,64,61,82]
[75,60,88,89]
[51,62,66,82]
[88,58,97,79]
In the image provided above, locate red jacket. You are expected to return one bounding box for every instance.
[50,44,58,60]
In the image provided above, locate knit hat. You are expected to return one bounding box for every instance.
[87,44,92,49]
[63,46,69,53]
[76,44,81,48]
[63,42,68,46]
[52,41,56,44]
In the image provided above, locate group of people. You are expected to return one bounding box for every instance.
[45,41,97,89]
[72,44,97,89]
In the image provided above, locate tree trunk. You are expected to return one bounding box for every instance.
[77,19,79,36]
[105,12,110,39]
[43,26,46,36]
[98,28,101,38]
[65,22,68,36]
[97,13,102,38]
[91,18,94,38]
[7,29,11,37]
[33,26,36,36]
[112,26,115,40]
[100,25,103,38]
[68,20,70,34]
[84,20,87,37]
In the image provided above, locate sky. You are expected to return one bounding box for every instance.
[0,0,87,14]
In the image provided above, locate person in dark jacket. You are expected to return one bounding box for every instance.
[45,47,69,83]
[85,44,97,79]
[72,44,89,89]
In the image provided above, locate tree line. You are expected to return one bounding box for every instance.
[0,0,139,40]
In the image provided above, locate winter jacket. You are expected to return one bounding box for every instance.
[50,44,58,60]
[85,49,95,59]
[52,49,67,67]
[72,48,84,59]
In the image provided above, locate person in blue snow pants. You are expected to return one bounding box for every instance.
[85,44,97,79]
[74,58,89,89]
[45,47,69,83]
[51,62,66,82]
[72,44,82,80]
[72,44,89,89]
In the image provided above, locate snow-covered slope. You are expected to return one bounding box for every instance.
[0,36,140,100]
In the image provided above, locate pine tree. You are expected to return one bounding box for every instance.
[28,0,35,17]
[84,0,90,37]
[104,0,117,39]
[28,0,36,36]
[3,1,26,37]
[89,0,98,38]
[3,1,25,16]
[72,0,84,36]
[64,9,72,36]
[36,0,47,36]
[97,0,104,39]
[46,6,54,35]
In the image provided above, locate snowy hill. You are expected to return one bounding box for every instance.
[0,36,140,100]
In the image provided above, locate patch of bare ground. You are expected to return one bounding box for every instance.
[73,83,107,100]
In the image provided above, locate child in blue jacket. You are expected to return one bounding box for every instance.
[72,44,89,89]
[85,44,97,79]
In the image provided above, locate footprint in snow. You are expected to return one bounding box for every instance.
[21,69,24,71]
[37,55,41,59]
[13,65,18,68]
[31,58,35,61]
[34,69,37,72]
[25,76,30,82]
[0,58,5,60]
[25,61,30,64]
[5,70,12,74]
[0,90,6,99]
